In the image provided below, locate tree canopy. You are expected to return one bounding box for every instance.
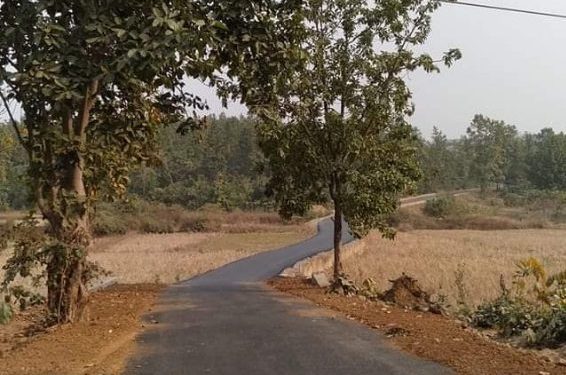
[0,0,303,323]
[255,0,461,277]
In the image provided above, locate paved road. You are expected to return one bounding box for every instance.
[126,209,452,374]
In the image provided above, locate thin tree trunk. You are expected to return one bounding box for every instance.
[333,200,343,279]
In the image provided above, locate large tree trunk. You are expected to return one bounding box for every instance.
[333,200,343,279]
[47,252,89,323]
[42,161,91,324]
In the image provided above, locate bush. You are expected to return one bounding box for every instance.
[471,297,538,336]
[470,258,566,347]
[92,208,128,236]
[91,198,299,236]
[423,196,455,218]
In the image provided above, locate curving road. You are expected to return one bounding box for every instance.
[126,198,453,375]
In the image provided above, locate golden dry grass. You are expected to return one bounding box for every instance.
[343,229,566,307]
[1,221,313,291]
[89,229,311,284]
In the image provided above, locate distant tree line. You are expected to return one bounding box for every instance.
[2,113,566,212]
[418,114,566,193]
[0,115,268,211]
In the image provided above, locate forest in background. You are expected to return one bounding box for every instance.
[1,113,566,212]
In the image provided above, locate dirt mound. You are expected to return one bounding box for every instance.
[382,275,440,313]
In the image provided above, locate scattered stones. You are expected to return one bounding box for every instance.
[311,272,330,288]
[385,326,410,338]
[330,276,358,296]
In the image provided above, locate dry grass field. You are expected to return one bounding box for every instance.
[0,207,317,292]
[342,229,566,307]
[90,229,313,284]
[0,226,314,292]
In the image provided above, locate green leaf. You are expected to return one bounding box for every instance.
[212,21,229,31]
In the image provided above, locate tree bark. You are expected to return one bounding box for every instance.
[333,200,343,279]
[43,161,91,323]
[42,82,98,324]
[47,252,89,323]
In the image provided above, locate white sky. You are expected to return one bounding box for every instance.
[193,0,566,139]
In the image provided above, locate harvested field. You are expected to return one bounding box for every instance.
[90,229,313,284]
[341,229,566,307]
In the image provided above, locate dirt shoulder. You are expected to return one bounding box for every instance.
[1,284,162,375]
[1,225,314,374]
[269,277,566,375]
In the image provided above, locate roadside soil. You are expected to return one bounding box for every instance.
[0,284,162,375]
[270,277,566,375]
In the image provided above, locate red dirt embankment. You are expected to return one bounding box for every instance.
[1,284,162,375]
[270,277,566,375]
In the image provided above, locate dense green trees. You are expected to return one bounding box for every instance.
[527,129,566,190]
[4,114,566,215]
[129,115,267,210]
[466,115,517,191]
[418,117,566,193]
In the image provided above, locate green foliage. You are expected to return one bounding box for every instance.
[92,207,128,236]
[416,119,566,195]
[128,115,267,210]
[0,0,304,321]
[423,196,455,218]
[471,258,566,347]
[256,0,460,249]
[466,115,517,191]
[526,129,566,190]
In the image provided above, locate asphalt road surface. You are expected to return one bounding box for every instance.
[126,214,452,374]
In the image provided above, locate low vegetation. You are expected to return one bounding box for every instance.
[471,258,566,348]
[92,198,322,236]
[391,191,566,231]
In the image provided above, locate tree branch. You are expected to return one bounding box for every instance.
[0,90,27,151]
[76,79,99,142]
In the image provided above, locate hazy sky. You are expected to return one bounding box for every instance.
[196,0,566,139]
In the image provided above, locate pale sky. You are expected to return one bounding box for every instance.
[195,0,566,139]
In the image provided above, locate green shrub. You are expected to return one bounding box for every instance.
[470,258,566,347]
[139,217,177,234]
[423,196,455,218]
[471,297,539,337]
[92,209,128,236]
[534,309,566,347]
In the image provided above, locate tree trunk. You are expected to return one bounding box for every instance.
[43,162,91,324]
[333,201,343,279]
[47,253,89,323]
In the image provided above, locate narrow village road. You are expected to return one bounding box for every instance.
[126,196,453,375]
